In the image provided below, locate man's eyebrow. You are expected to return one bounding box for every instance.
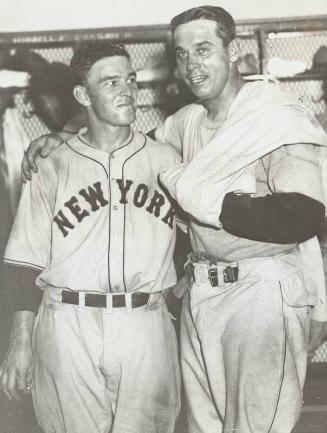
[99,74,120,83]
[195,41,213,47]
[175,41,212,51]
[99,71,136,83]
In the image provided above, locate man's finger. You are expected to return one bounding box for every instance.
[17,370,28,391]
[21,152,33,181]
[0,367,8,393]
[6,368,20,401]
[21,160,28,183]
[26,143,40,173]
[26,369,34,388]
[18,369,33,394]
[40,135,60,157]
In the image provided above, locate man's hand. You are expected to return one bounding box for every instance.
[21,131,74,182]
[0,311,36,400]
[0,338,34,400]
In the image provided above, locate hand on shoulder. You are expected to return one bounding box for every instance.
[22,131,74,182]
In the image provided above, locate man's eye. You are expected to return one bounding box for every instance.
[127,76,137,84]
[199,47,209,56]
[105,80,118,87]
[176,50,187,60]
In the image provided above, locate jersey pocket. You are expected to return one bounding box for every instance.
[279,271,315,308]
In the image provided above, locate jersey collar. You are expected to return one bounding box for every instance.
[66,129,145,166]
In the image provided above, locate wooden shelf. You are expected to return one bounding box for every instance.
[278,70,327,82]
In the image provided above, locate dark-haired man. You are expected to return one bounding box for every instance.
[156,6,327,433]
[18,5,327,433]
[0,41,180,433]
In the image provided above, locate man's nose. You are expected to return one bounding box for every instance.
[119,81,133,96]
[186,54,201,71]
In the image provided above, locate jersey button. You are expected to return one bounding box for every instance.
[110,153,115,159]
[113,205,118,210]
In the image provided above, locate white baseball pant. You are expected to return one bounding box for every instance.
[32,289,181,433]
[181,251,310,433]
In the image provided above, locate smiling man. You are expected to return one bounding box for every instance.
[155,6,327,433]
[0,41,181,433]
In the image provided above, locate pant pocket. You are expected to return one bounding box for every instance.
[279,271,314,308]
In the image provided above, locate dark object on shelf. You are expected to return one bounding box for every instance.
[29,62,78,131]
[312,46,327,71]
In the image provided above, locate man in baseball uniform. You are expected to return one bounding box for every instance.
[0,41,180,433]
[155,7,327,433]
[17,6,327,433]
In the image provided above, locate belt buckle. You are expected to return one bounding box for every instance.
[208,267,219,287]
[223,266,238,283]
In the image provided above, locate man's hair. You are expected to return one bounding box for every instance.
[70,40,130,86]
[170,5,236,46]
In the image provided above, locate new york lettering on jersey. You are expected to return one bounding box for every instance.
[4,131,179,294]
[53,178,176,237]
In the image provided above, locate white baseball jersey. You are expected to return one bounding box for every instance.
[156,82,326,262]
[4,130,181,294]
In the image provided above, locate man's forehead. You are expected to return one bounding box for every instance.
[89,55,134,76]
[173,19,220,46]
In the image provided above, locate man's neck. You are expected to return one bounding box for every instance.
[204,71,245,124]
[84,122,131,153]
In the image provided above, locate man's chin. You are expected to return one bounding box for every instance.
[115,114,136,126]
[115,108,136,125]
[186,83,210,99]
[191,88,211,100]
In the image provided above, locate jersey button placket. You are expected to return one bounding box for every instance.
[109,150,125,293]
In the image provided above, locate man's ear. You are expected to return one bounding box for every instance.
[228,39,241,63]
[73,85,90,107]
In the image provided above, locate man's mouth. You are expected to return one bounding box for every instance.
[117,98,135,108]
[189,75,207,86]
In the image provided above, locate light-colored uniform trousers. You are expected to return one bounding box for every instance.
[32,289,181,433]
[181,250,310,433]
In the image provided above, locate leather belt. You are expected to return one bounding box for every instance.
[61,291,150,309]
[186,252,239,287]
[208,265,238,286]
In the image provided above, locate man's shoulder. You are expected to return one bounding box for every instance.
[168,102,203,123]
[245,81,302,109]
[135,131,181,164]
[36,139,73,175]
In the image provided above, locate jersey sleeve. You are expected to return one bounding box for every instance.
[4,166,54,271]
[154,111,183,155]
[263,143,324,202]
[263,145,327,322]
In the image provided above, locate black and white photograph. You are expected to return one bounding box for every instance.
[0,1,327,432]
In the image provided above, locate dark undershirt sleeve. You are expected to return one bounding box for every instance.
[146,128,156,140]
[1,264,43,312]
[219,192,325,244]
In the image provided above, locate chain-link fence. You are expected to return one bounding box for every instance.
[1,19,327,362]
[264,29,327,116]
[6,40,171,137]
[5,34,262,138]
